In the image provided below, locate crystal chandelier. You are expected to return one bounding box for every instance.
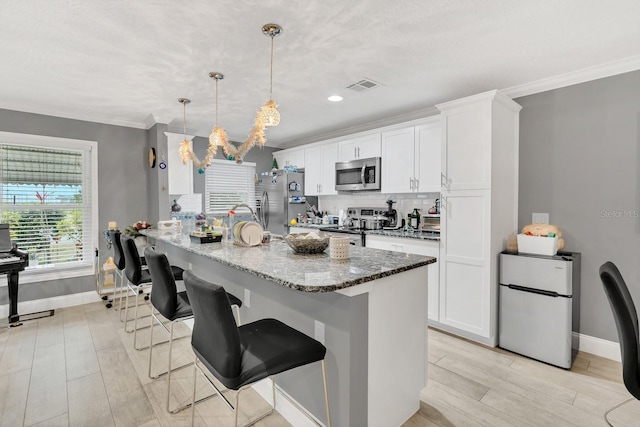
[179,23,283,168]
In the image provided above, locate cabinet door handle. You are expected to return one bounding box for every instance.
[357,147,360,158]
[414,178,419,191]
[354,147,357,158]
[409,177,414,190]
[441,173,448,189]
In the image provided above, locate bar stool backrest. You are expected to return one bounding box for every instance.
[145,247,178,319]
[183,270,242,383]
[110,230,125,271]
[121,234,143,285]
[600,261,640,400]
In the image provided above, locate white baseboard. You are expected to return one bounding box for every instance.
[0,291,102,319]
[252,378,324,427]
[572,332,621,362]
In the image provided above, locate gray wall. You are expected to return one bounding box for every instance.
[0,109,149,303]
[516,70,640,342]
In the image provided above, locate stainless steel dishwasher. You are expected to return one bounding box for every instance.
[499,251,581,369]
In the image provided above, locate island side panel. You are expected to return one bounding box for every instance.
[367,266,429,427]
[159,241,368,427]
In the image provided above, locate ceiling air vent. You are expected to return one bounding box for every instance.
[346,78,382,93]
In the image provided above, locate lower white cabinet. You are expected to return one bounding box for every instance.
[365,235,440,322]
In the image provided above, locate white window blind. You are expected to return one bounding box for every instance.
[205,160,256,216]
[0,132,97,275]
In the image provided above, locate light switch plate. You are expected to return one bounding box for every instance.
[532,213,549,224]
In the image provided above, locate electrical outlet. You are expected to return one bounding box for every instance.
[532,213,549,224]
[314,320,325,345]
[244,288,251,308]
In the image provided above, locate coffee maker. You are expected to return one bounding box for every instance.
[383,198,399,229]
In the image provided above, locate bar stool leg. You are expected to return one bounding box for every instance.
[322,359,331,427]
[166,320,175,412]
[191,357,198,426]
[147,308,156,379]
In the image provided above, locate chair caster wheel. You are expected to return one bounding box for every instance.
[144,295,149,301]
[106,303,113,308]
[101,295,108,301]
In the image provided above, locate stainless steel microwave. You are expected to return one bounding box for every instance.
[335,157,381,191]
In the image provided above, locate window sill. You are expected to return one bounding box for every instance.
[0,264,94,286]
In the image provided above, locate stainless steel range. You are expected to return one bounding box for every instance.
[319,207,390,246]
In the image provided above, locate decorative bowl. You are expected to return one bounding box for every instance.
[284,232,330,254]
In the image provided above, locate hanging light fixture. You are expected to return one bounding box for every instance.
[178,98,216,173]
[208,72,228,150]
[180,23,284,167]
[258,23,282,127]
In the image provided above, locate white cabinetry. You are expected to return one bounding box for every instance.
[338,134,381,161]
[381,118,441,194]
[273,148,305,170]
[165,131,193,195]
[304,143,338,196]
[435,90,521,346]
[366,235,440,322]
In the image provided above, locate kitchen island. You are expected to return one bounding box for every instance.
[143,230,434,427]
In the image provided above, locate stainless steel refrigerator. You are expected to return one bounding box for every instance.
[499,251,580,369]
[255,170,317,236]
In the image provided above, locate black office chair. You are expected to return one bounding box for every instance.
[600,261,640,426]
[121,234,184,349]
[144,247,242,414]
[183,270,331,427]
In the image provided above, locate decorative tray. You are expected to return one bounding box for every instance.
[190,233,222,244]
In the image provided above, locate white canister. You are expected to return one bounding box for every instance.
[330,236,350,259]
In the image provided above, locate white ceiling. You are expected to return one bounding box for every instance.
[1,1,639,148]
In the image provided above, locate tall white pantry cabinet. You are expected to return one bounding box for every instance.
[435,90,521,346]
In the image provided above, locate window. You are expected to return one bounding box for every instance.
[205,159,256,216]
[0,132,98,279]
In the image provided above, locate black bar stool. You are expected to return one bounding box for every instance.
[121,234,183,349]
[183,270,331,427]
[109,230,135,317]
[144,247,242,413]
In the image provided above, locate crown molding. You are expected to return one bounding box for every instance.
[0,101,148,130]
[502,55,640,99]
[278,106,440,149]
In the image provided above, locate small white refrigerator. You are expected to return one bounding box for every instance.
[499,251,580,369]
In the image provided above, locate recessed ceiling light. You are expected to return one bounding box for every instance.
[328,95,343,102]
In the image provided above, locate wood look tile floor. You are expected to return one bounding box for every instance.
[0,300,637,427]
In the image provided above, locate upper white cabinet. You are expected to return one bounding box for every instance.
[415,121,442,193]
[165,131,193,195]
[381,118,441,194]
[304,143,338,196]
[273,148,305,170]
[440,96,493,191]
[338,133,381,161]
[435,90,521,346]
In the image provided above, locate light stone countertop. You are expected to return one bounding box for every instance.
[142,229,435,293]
